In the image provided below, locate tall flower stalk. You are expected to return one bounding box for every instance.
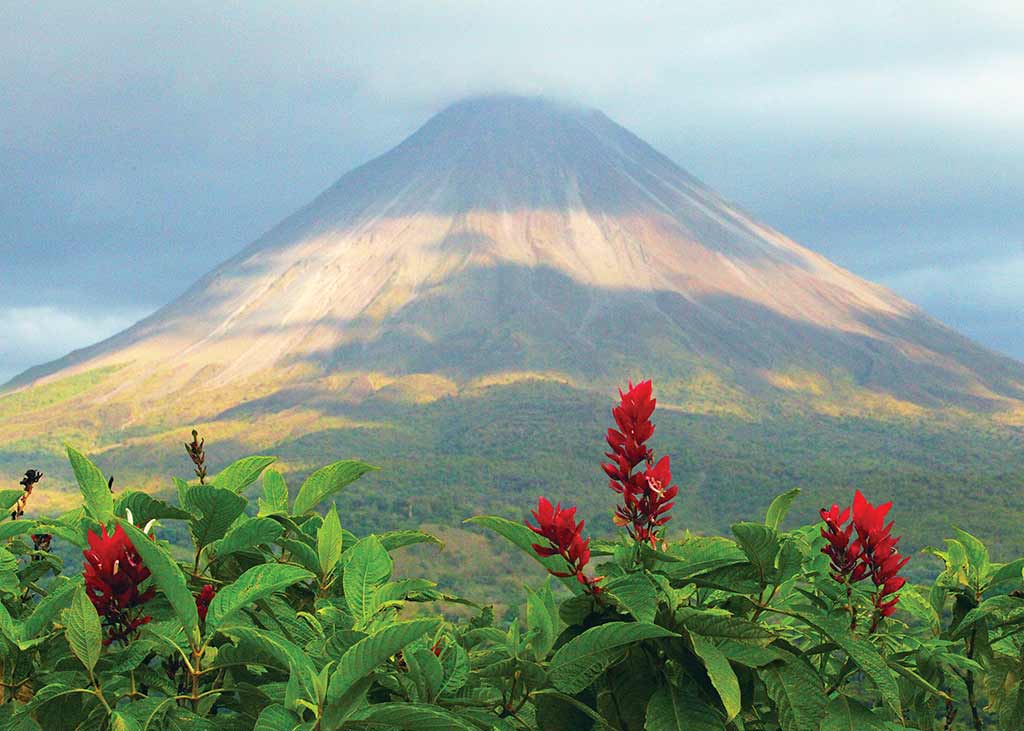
[602,380,677,547]
[820,490,909,632]
[526,496,601,593]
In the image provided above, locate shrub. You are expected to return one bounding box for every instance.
[0,381,1020,729]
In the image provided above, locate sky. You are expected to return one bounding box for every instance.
[1,1,1022,383]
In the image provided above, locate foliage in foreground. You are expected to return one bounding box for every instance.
[0,382,1021,729]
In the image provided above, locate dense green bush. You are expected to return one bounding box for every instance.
[0,382,1021,730]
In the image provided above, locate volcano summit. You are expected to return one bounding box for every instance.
[3,96,1023,554]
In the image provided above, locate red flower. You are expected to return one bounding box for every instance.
[195,584,217,621]
[83,524,154,645]
[602,381,677,546]
[820,490,910,630]
[526,496,601,593]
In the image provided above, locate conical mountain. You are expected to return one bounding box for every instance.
[3,96,1023,557]
[8,95,1024,411]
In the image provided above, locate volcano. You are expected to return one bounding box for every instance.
[3,96,1023,555]
[7,95,1024,408]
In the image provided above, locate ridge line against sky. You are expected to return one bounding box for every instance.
[1,2,1022,383]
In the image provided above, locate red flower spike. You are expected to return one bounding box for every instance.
[526,496,601,593]
[602,381,677,547]
[820,491,910,633]
[82,524,155,645]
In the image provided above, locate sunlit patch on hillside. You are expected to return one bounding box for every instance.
[0,364,125,418]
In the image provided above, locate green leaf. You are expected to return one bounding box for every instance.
[465,515,581,594]
[525,580,558,661]
[662,536,747,581]
[109,712,142,731]
[379,529,444,553]
[66,446,114,523]
[115,491,191,525]
[0,489,25,513]
[326,618,440,704]
[258,469,290,516]
[63,586,102,673]
[183,485,247,551]
[731,522,779,579]
[318,504,344,577]
[254,705,302,731]
[212,455,276,494]
[406,646,445,702]
[952,526,990,579]
[116,519,200,650]
[345,703,477,730]
[645,684,726,731]
[761,657,828,731]
[676,608,774,641]
[292,460,379,515]
[343,536,393,628]
[988,558,1024,589]
[18,580,77,648]
[689,633,741,721]
[549,621,678,694]
[221,626,317,710]
[605,573,658,623]
[765,488,801,530]
[811,617,902,720]
[821,695,890,731]
[206,563,314,632]
[208,517,283,559]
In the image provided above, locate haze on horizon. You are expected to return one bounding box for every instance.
[1,2,1022,383]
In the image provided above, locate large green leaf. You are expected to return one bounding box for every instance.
[66,446,114,523]
[378,529,444,553]
[761,657,828,731]
[258,469,290,516]
[549,621,678,694]
[811,617,902,719]
[645,685,726,731]
[205,563,314,632]
[605,573,658,623]
[343,535,393,627]
[465,515,581,593]
[220,626,317,710]
[292,460,379,515]
[254,705,303,731]
[212,455,276,494]
[183,485,247,551]
[662,536,747,581]
[318,504,344,577]
[525,580,559,661]
[0,489,25,514]
[116,519,200,650]
[345,703,477,730]
[326,618,440,704]
[115,491,191,525]
[689,633,741,721]
[18,578,77,644]
[765,488,801,530]
[64,587,101,673]
[731,522,779,579]
[208,517,283,559]
[676,608,774,641]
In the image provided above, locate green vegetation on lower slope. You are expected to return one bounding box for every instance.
[3,378,1021,603]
